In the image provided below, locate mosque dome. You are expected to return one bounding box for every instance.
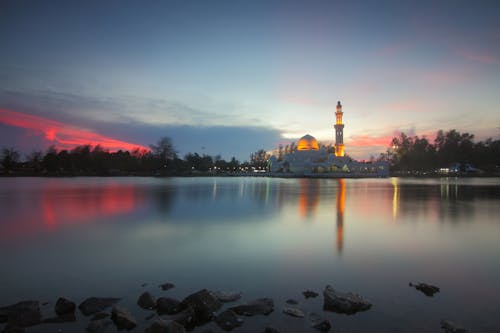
[297,134,319,151]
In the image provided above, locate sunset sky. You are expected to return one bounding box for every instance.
[1,0,499,160]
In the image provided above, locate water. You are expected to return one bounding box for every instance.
[1,177,499,332]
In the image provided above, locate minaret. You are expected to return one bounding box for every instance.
[334,101,345,157]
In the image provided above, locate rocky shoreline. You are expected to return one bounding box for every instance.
[0,282,467,333]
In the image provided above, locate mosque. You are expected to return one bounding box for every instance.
[268,101,389,177]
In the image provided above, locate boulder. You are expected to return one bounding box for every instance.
[230,298,274,316]
[261,328,281,333]
[86,318,112,333]
[309,313,331,332]
[1,324,25,333]
[79,297,120,316]
[43,313,76,323]
[212,291,242,303]
[215,310,243,331]
[282,307,304,318]
[156,297,181,315]
[286,299,299,305]
[146,318,186,333]
[303,290,319,299]
[440,320,467,333]
[323,285,371,314]
[138,292,156,310]
[90,312,109,321]
[179,289,222,325]
[409,282,440,297]
[159,283,175,291]
[54,297,76,315]
[111,306,137,330]
[0,301,41,327]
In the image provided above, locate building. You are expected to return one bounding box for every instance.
[268,101,389,177]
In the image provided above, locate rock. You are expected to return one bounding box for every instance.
[215,310,243,331]
[323,285,372,314]
[0,301,41,327]
[179,289,222,325]
[78,297,120,316]
[159,282,175,291]
[309,313,331,332]
[409,282,440,297]
[156,297,182,315]
[138,292,156,310]
[261,328,281,333]
[54,297,76,315]
[111,306,137,330]
[1,324,25,333]
[86,318,112,333]
[168,307,195,329]
[146,318,186,333]
[286,299,299,305]
[90,312,109,321]
[283,307,305,318]
[145,313,156,320]
[303,290,319,299]
[440,320,467,333]
[230,298,274,316]
[212,291,242,303]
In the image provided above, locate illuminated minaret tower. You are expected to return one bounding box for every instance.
[334,101,345,157]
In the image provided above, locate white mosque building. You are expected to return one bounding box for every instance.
[268,101,389,177]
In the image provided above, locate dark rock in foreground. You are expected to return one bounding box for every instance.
[212,291,242,303]
[1,324,25,333]
[167,306,195,329]
[111,306,137,330]
[0,301,42,327]
[261,328,281,333]
[230,298,274,316]
[215,310,243,331]
[179,289,222,325]
[409,282,440,297]
[79,297,120,316]
[441,320,467,333]
[90,312,109,321]
[54,297,76,315]
[283,307,305,318]
[43,313,76,323]
[159,282,175,291]
[157,297,182,315]
[309,313,331,332]
[323,285,372,314]
[86,318,112,333]
[303,290,319,299]
[146,318,186,333]
[138,292,156,310]
[286,299,299,305]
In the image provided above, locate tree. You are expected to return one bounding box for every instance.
[250,149,270,170]
[1,148,20,172]
[150,137,177,166]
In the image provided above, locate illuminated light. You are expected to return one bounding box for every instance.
[0,108,149,152]
[391,177,399,220]
[297,134,320,150]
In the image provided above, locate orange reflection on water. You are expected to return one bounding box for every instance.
[298,179,320,217]
[336,179,345,254]
[40,184,141,228]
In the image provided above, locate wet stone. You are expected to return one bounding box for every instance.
[409,282,440,297]
[54,297,76,316]
[138,292,156,310]
[261,328,281,333]
[323,285,372,314]
[111,306,137,330]
[79,297,120,316]
[441,320,467,333]
[0,301,42,327]
[303,290,319,299]
[212,291,242,303]
[286,299,299,305]
[90,312,109,321]
[156,297,182,315]
[86,318,112,333]
[159,282,175,291]
[309,313,331,332]
[43,313,76,323]
[215,310,243,331]
[230,298,274,316]
[179,289,222,325]
[146,318,186,333]
[1,324,25,333]
[283,307,305,318]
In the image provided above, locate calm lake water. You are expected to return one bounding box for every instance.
[1,177,499,332]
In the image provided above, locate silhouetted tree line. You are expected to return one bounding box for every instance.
[383,129,500,174]
[0,137,268,176]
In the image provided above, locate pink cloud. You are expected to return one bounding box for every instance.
[457,47,497,64]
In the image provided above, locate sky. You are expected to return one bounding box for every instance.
[1,0,500,161]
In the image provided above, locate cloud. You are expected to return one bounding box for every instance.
[0,109,149,152]
[347,134,393,148]
[457,47,497,64]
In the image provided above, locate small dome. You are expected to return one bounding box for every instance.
[297,134,319,151]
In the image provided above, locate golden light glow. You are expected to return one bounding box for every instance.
[297,134,320,150]
[336,179,346,254]
[335,144,345,157]
[391,177,399,220]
